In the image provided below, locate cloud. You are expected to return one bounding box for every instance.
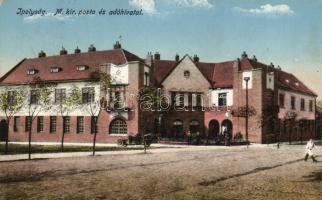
[0,0,4,7]
[129,0,158,14]
[233,4,294,16]
[128,0,213,15]
[23,12,74,23]
[174,0,213,8]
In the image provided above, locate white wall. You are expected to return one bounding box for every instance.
[0,81,101,117]
[278,89,315,120]
[110,63,129,84]
[242,71,253,89]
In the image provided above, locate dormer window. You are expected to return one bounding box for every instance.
[285,79,289,83]
[77,65,88,71]
[27,68,37,75]
[295,82,299,87]
[50,67,61,73]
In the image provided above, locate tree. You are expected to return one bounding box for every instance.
[55,85,82,152]
[138,86,167,152]
[284,111,298,145]
[257,106,278,145]
[317,100,322,107]
[84,70,113,156]
[0,87,26,154]
[233,105,257,146]
[26,77,54,159]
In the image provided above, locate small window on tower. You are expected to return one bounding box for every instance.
[184,70,190,78]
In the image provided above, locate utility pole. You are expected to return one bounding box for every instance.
[244,77,250,148]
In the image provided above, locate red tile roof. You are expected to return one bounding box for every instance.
[153,56,234,88]
[277,70,317,96]
[0,49,143,84]
[245,58,316,96]
[153,56,316,96]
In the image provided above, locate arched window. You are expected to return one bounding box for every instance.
[189,120,200,134]
[109,119,127,134]
[173,119,183,139]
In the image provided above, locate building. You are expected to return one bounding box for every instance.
[0,43,318,144]
[316,106,322,139]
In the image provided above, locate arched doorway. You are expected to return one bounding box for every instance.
[221,119,233,139]
[208,120,220,139]
[189,120,200,134]
[173,119,183,139]
[0,120,8,141]
[109,119,127,134]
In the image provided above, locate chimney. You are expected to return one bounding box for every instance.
[60,47,67,55]
[276,65,281,70]
[74,46,81,54]
[145,52,153,66]
[241,51,248,59]
[113,41,122,49]
[88,44,96,52]
[270,62,274,68]
[38,50,46,58]
[193,54,199,62]
[154,52,160,60]
[252,55,257,61]
[175,54,180,62]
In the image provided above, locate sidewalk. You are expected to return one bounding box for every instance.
[0,142,307,162]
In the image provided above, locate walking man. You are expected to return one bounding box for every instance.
[304,139,318,162]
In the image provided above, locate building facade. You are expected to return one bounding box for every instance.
[0,43,318,144]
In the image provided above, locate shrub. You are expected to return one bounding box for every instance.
[234,132,243,141]
[117,139,128,147]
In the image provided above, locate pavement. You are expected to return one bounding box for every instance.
[0,141,307,162]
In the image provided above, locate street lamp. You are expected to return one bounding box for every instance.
[244,77,250,148]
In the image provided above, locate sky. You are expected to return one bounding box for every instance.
[0,0,321,99]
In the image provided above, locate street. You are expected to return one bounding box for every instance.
[0,144,322,200]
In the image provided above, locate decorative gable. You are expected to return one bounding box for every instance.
[162,56,211,91]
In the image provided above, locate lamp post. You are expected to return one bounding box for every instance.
[244,77,250,148]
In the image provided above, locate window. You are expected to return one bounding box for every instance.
[63,116,70,134]
[109,119,127,134]
[91,116,98,134]
[77,116,84,134]
[27,68,37,75]
[82,87,95,104]
[171,92,176,106]
[77,65,88,71]
[184,70,190,78]
[309,100,313,112]
[50,116,56,133]
[37,116,44,132]
[291,96,296,110]
[7,91,16,106]
[144,72,150,86]
[279,94,285,108]
[301,98,305,111]
[30,90,38,104]
[218,93,227,106]
[50,67,61,73]
[188,93,192,107]
[14,116,20,132]
[55,89,66,103]
[25,116,31,132]
[196,94,202,107]
[114,91,121,109]
[179,93,184,107]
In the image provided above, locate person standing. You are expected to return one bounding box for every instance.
[304,139,318,162]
